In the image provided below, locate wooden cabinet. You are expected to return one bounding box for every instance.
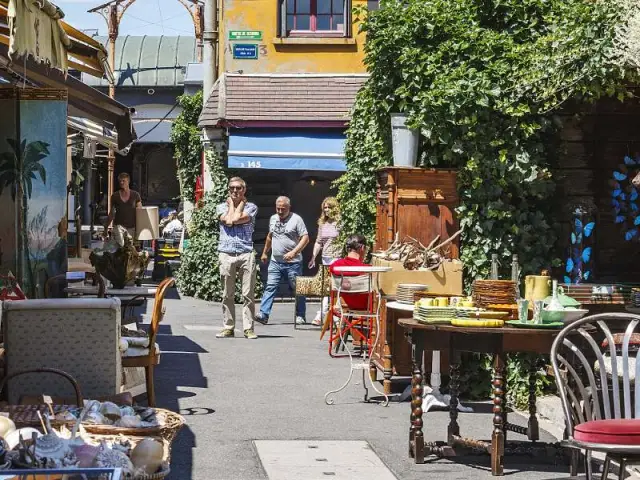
[371,168,459,391]
[375,167,459,257]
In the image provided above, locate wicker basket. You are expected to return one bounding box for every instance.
[0,368,82,429]
[13,434,172,479]
[83,409,185,444]
[295,266,330,297]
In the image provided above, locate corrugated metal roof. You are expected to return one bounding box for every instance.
[199,73,368,127]
[83,36,197,87]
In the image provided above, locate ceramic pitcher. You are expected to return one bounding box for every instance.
[524,275,551,303]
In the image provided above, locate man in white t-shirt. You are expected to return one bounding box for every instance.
[256,196,309,325]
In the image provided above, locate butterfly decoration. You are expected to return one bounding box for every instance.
[610,155,640,242]
[565,216,595,284]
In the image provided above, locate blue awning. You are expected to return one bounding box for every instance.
[228,129,346,171]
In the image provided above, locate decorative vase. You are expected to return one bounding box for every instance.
[390,113,419,167]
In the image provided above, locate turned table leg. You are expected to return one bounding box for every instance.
[492,353,506,476]
[447,349,461,445]
[528,360,540,442]
[409,331,425,463]
[382,308,394,395]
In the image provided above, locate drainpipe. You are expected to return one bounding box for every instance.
[203,0,217,99]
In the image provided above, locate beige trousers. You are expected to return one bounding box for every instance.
[219,252,256,331]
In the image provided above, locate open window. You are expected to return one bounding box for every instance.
[278,0,352,37]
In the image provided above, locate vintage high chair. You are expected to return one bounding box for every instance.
[122,277,174,407]
[551,313,640,479]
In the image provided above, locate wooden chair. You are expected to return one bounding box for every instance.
[551,313,640,479]
[326,273,376,358]
[122,277,174,407]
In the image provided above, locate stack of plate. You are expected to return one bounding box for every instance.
[396,284,429,304]
[414,306,456,324]
[473,280,518,307]
[454,308,509,320]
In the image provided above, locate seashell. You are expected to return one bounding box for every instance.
[0,416,16,438]
[34,433,70,460]
[83,399,102,413]
[100,402,122,421]
[5,428,41,450]
[86,411,112,425]
[130,438,164,474]
[138,408,157,422]
[120,406,136,417]
[71,443,99,468]
[94,445,133,475]
[54,411,77,423]
[115,415,142,428]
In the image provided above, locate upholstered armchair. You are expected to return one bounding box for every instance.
[1,298,122,404]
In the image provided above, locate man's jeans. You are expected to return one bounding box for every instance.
[260,260,305,318]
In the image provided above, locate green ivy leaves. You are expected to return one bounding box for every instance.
[170,91,204,202]
[338,0,636,400]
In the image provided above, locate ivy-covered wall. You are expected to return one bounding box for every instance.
[171,93,263,302]
[337,0,639,407]
[339,0,637,282]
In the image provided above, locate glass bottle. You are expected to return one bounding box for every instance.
[490,254,500,280]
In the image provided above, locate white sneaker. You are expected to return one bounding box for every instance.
[295,316,306,325]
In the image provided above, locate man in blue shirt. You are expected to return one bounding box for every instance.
[215,177,259,339]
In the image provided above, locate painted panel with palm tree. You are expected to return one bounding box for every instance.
[0,88,68,298]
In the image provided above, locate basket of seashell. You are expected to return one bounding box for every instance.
[0,411,172,479]
[57,401,184,446]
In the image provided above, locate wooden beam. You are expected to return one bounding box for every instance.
[68,51,102,71]
[60,22,107,54]
[68,60,104,78]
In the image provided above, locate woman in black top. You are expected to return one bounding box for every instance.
[104,172,142,240]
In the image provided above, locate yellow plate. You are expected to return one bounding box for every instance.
[452,319,505,327]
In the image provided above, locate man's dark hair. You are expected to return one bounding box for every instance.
[345,234,367,253]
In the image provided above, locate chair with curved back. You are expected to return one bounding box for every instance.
[551,312,640,479]
[122,277,175,407]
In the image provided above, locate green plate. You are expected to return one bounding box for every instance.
[506,320,564,329]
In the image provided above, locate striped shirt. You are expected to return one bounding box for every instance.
[315,222,341,259]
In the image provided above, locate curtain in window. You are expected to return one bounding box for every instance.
[343,0,351,37]
[277,0,287,37]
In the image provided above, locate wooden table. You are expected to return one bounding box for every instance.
[370,298,413,394]
[398,318,559,476]
[66,285,157,297]
[66,285,158,324]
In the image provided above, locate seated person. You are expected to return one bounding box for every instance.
[162,211,183,237]
[329,234,371,311]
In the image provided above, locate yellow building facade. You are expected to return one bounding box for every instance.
[219,0,370,74]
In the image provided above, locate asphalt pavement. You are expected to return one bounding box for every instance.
[143,289,572,480]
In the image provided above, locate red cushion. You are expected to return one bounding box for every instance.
[574,419,640,445]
